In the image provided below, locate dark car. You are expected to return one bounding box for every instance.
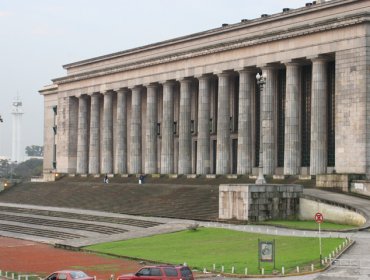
[117,265,194,280]
[45,270,94,280]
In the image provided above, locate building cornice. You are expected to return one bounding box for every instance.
[52,11,369,85]
[39,84,58,95]
[61,0,358,71]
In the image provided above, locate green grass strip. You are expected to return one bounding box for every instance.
[258,220,356,230]
[85,228,345,275]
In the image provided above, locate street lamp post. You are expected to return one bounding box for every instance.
[256,72,266,185]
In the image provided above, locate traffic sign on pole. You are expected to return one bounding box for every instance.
[314,212,324,265]
[315,212,324,224]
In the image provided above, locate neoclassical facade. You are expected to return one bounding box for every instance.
[40,0,370,178]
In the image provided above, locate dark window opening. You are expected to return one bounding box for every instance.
[277,69,286,167]
[255,79,261,167]
[191,120,195,134]
[327,61,335,167]
[173,121,177,135]
[157,123,161,136]
[301,65,312,167]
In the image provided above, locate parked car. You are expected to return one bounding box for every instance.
[45,270,94,280]
[117,265,194,280]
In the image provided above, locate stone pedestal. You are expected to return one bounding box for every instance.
[219,184,303,221]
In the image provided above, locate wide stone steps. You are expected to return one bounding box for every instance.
[0,206,161,228]
[0,180,220,221]
[0,212,128,235]
[0,223,85,240]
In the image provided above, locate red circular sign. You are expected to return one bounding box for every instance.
[315,212,324,224]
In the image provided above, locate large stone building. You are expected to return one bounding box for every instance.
[40,0,370,179]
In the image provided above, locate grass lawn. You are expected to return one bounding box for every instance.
[258,220,356,231]
[85,228,345,275]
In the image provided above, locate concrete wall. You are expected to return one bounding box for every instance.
[350,180,370,198]
[299,197,366,226]
[316,174,364,192]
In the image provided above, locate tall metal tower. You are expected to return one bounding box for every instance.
[11,97,23,163]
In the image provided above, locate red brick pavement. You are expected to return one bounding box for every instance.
[0,237,142,280]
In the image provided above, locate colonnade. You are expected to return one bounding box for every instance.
[70,56,334,176]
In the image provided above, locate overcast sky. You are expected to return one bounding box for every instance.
[0,0,311,159]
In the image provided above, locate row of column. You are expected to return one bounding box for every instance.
[75,57,330,176]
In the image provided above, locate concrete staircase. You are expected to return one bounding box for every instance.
[0,179,220,221]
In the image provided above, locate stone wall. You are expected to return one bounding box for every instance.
[350,180,370,198]
[219,184,303,222]
[316,174,364,192]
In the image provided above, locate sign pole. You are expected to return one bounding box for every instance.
[314,212,324,267]
[319,222,322,266]
[258,238,260,271]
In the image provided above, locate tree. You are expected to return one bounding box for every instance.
[14,159,43,179]
[0,159,10,178]
[25,145,44,157]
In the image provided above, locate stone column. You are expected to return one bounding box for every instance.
[76,95,89,174]
[216,72,231,174]
[130,86,142,174]
[284,63,301,175]
[115,88,128,174]
[310,57,328,175]
[161,81,175,174]
[237,69,254,174]
[197,75,211,174]
[89,93,100,174]
[102,91,113,174]
[261,66,276,175]
[178,79,192,174]
[145,84,158,174]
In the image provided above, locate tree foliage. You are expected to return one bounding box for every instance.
[25,145,44,157]
[0,159,43,179]
[14,159,43,178]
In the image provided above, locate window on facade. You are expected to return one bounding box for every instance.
[157,123,161,136]
[255,79,261,167]
[173,121,177,135]
[277,69,286,167]
[327,61,335,167]
[301,65,312,167]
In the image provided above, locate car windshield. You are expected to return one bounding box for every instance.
[70,272,88,279]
